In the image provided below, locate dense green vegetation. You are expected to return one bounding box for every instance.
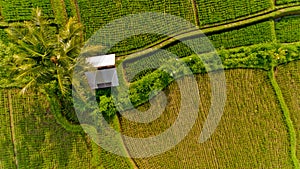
[1,1,300,168]
[0,89,135,169]
[0,89,98,168]
[5,8,83,96]
[0,0,54,21]
[122,42,300,85]
[275,15,300,43]
[50,0,68,25]
[77,0,195,39]
[0,29,8,44]
[196,0,273,26]
[209,21,275,49]
[276,0,300,5]
[0,91,15,168]
[108,34,165,55]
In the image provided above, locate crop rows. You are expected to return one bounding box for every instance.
[276,0,300,5]
[208,21,275,49]
[108,34,165,55]
[99,116,135,169]
[120,69,292,168]
[276,61,300,160]
[163,37,215,58]
[123,50,174,82]
[50,0,68,25]
[0,0,54,22]
[275,15,300,43]
[122,36,218,82]
[77,0,195,39]
[8,90,92,168]
[0,90,15,169]
[0,89,136,169]
[196,0,272,26]
[64,0,77,18]
[0,29,8,44]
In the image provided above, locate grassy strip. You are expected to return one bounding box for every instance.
[85,115,137,169]
[276,61,300,161]
[268,69,300,168]
[114,4,298,58]
[271,0,276,9]
[80,0,290,56]
[47,96,83,133]
[270,19,277,42]
[106,42,300,115]
[124,42,300,83]
[118,5,300,61]
[109,116,138,169]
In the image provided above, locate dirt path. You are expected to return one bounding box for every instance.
[8,91,19,169]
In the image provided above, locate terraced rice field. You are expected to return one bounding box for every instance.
[0,89,133,169]
[276,61,300,160]
[1,0,300,168]
[196,0,273,26]
[209,21,275,49]
[0,0,54,21]
[77,0,195,39]
[275,15,300,43]
[120,69,292,168]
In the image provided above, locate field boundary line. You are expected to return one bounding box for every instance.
[7,91,19,169]
[271,0,276,9]
[270,19,277,42]
[47,96,84,133]
[190,0,200,27]
[114,116,139,169]
[268,69,300,169]
[117,5,300,60]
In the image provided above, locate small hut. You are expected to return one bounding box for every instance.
[85,54,119,89]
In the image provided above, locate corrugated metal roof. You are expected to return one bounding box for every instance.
[85,68,119,89]
[86,54,115,68]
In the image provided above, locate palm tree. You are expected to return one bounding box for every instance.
[5,8,84,126]
[6,8,83,97]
